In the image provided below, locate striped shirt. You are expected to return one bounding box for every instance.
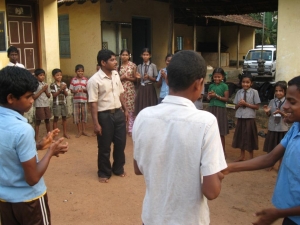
[69,77,88,103]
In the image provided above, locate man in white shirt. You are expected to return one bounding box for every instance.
[133,50,227,225]
[7,46,25,68]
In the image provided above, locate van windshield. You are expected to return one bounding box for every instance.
[246,50,272,61]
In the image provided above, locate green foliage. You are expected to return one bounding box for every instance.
[249,12,278,46]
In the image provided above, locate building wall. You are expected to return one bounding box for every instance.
[100,0,169,70]
[276,0,300,82]
[0,1,8,68]
[39,0,60,84]
[58,1,101,77]
[174,23,194,50]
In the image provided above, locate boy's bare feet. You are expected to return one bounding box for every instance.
[99,177,109,183]
[265,166,273,171]
[64,134,71,139]
[116,172,126,177]
[75,132,82,138]
[82,132,91,137]
[234,156,245,162]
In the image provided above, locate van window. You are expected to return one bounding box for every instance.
[246,50,272,61]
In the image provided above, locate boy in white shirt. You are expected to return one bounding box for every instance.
[7,46,25,68]
[133,50,227,225]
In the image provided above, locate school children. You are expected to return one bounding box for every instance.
[33,68,51,141]
[135,48,158,116]
[156,53,173,103]
[118,49,137,136]
[207,68,229,154]
[133,50,227,225]
[263,81,289,171]
[7,46,25,68]
[0,66,68,225]
[69,64,90,138]
[50,68,70,139]
[223,76,300,225]
[232,74,261,161]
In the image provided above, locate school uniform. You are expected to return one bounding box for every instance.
[232,88,261,151]
[135,62,158,115]
[263,97,289,153]
[208,82,229,136]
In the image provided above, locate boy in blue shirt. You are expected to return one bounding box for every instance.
[156,53,173,103]
[0,66,68,225]
[223,75,300,225]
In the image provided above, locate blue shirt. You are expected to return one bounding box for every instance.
[272,122,300,224]
[0,106,46,202]
[156,68,169,98]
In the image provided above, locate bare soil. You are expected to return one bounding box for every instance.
[38,117,282,225]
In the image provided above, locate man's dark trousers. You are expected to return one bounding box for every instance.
[97,109,126,178]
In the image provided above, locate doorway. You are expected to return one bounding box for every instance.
[6,1,39,73]
[132,17,151,66]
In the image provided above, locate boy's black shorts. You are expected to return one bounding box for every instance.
[0,193,51,225]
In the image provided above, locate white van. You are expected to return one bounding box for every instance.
[242,45,276,77]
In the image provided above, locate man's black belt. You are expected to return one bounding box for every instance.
[100,108,121,114]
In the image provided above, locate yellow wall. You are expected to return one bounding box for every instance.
[276,0,300,82]
[39,0,60,83]
[174,23,194,50]
[100,0,169,70]
[58,2,101,77]
[0,1,8,68]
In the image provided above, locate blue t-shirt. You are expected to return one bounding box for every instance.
[272,122,300,224]
[0,106,46,202]
[156,68,169,98]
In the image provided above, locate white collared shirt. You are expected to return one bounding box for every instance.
[87,68,124,112]
[133,95,227,225]
[7,62,25,68]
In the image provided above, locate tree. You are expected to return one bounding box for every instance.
[249,12,278,46]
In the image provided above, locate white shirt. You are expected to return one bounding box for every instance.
[7,62,25,68]
[133,95,227,225]
[87,69,124,111]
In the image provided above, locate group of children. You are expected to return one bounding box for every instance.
[33,65,90,140]
[1,47,300,224]
[207,67,289,164]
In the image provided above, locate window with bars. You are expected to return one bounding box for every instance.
[58,14,71,58]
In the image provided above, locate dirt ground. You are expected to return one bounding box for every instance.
[37,116,283,225]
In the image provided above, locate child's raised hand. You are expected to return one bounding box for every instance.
[61,84,66,90]
[42,84,48,91]
[49,137,68,157]
[161,70,167,79]
[37,129,60,150]
[263,105,270,113]
[135,72,141,79]
[273,109,283,115]
[238,99,246,106]
[144,74,149,80]
[208,91,216,98]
